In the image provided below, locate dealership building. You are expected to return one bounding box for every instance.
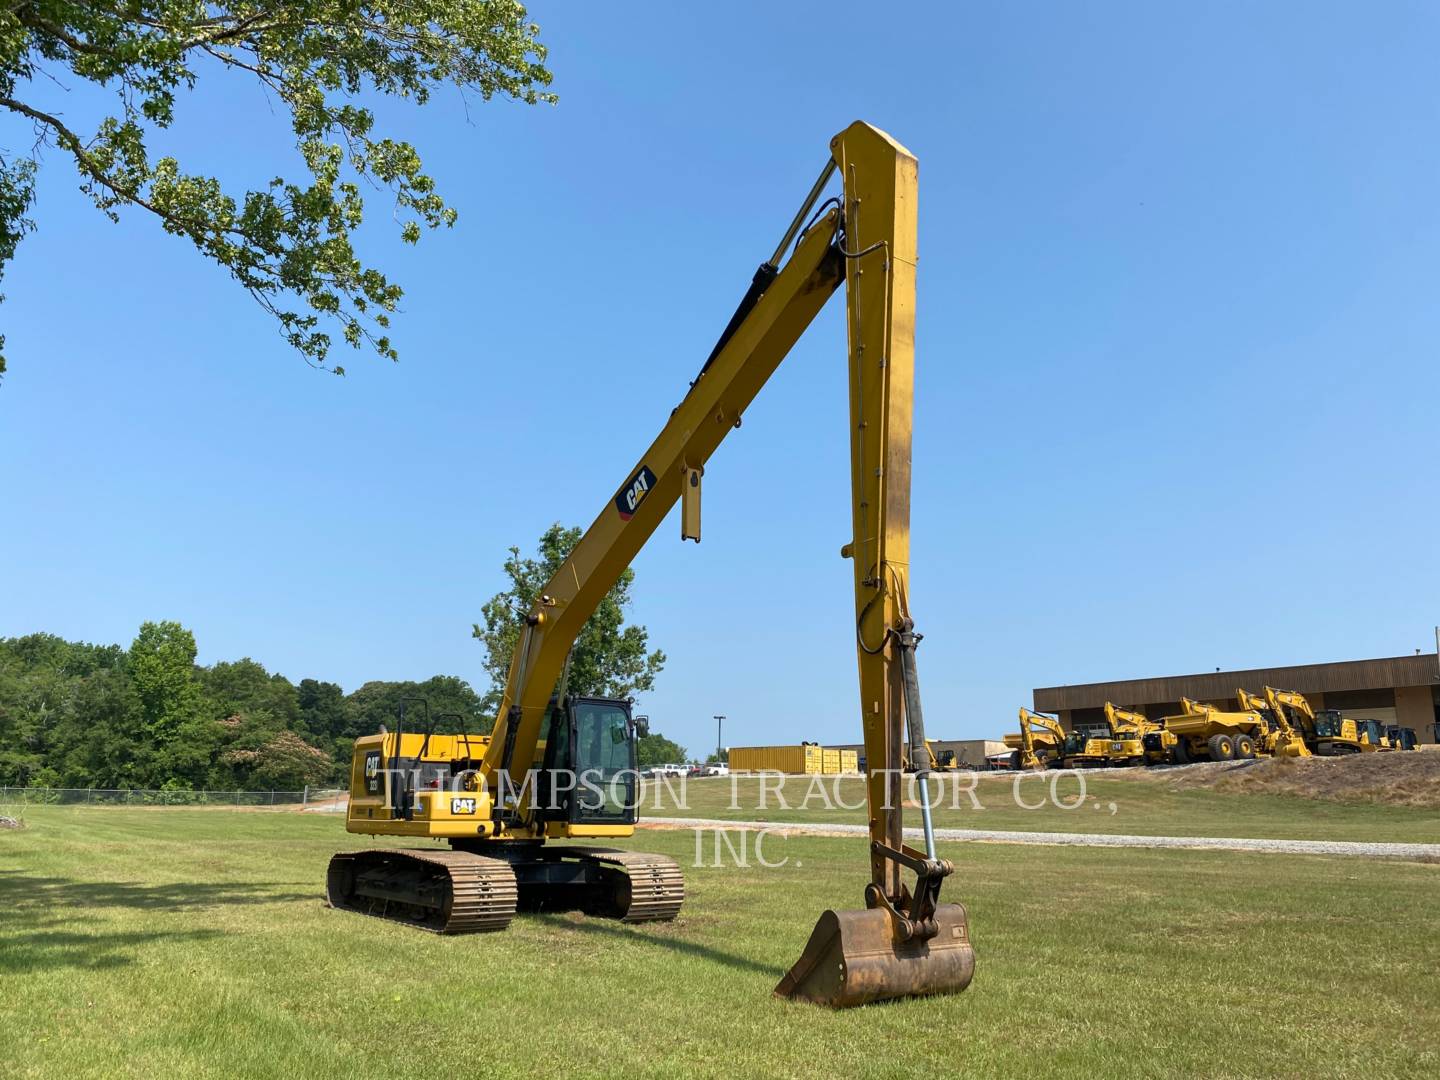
[1033,651,1440,744]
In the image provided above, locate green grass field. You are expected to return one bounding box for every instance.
[641,771,1440,842]
[1,805,1437,1078]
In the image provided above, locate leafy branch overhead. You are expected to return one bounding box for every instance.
[0,2,556,375]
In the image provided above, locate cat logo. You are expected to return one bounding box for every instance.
[614,465,657,521]
[363,751,382,795]
[451,797,477,815]
[1111,742,1124,753]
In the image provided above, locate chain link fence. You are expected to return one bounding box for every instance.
[0,786,347,810]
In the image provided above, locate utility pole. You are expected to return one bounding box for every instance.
[713,715,726,760]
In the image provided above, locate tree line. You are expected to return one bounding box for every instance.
[0,618,689,792]
[0,621,488,791]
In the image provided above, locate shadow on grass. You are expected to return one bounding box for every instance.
[533,914,784,978]
[0,927,226,974]
[0,868,314,914]
[0,869,317,972]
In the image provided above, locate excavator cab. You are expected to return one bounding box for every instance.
[536,696,641,825]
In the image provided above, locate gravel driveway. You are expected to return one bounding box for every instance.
[642,816,1440,860]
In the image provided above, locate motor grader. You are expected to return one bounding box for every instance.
[327,121,974,1009]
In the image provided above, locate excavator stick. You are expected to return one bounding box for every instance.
[773,125,973,1008]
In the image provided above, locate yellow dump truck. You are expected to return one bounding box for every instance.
[1159,698,1272,763]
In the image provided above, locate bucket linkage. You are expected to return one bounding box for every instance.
[775,624,975,1007]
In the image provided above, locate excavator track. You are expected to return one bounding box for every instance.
[327,849,518,934]
[546,847,686,923]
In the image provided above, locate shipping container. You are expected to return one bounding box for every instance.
[821,749,842,774]
[727,744,825,774]
[840,750,859,773]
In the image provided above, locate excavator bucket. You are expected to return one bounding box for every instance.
[775,902,974,1008]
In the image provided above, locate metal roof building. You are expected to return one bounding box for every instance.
[1033,652,1440,744]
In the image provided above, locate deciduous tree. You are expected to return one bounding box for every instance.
[472,524,667,715]
[0,1,555,375]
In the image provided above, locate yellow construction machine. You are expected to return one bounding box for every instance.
[328,122,973,1008]
[926,740,963,772]
[1003,707,1067,769]
[1006,704,1147,769]
[1352,718,1396,751]
[1090,702,1149,767]
[900,739,958,772]
[1385,724,1420,751]
[1160,697,1281,762]
[1263,687,1365,756]
[1235,688,1310,758]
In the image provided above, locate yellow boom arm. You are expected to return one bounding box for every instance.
[1103,702,1148,735]
[481,123,937,901]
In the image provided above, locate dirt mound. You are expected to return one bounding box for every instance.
[1164,752,1440,808]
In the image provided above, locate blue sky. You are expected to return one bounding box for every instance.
[3,2,1438,756]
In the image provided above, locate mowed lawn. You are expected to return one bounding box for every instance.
[0,807,1436,1079]
[642,772,1440,842]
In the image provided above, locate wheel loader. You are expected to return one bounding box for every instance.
[327,122,974,1009]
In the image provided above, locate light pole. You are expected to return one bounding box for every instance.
[713,715,726,761]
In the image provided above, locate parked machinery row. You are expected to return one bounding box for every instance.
[1003,688,1422,769]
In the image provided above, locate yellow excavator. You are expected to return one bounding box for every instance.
[1093,702,1149,767]
[1263,687,1364,756]
[1235,688,1310,758]
[1003,707,1067,769]
[327,121,974,1009]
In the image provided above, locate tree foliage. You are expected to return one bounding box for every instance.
[0,1,555,376]
[0,624,490,789]
[472,523,667,714]
[636,733,687,769]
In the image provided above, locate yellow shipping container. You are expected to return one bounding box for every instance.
[821,750,842,774]
[840,750,859,773]
[728,744,825,774]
